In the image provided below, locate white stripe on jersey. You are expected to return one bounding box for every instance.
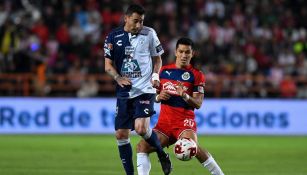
[127,27,164,98]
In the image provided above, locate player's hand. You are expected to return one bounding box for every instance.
[115,76,132,88]
[175,81,185,97]
[157,90,171,101]
[151,80,160,88]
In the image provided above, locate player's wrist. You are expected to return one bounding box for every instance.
[155,94,161,103]
[114,74,120,81]
[182,93,190,101]
[151,73,159,82]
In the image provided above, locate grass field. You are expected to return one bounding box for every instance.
[0,135,306,175]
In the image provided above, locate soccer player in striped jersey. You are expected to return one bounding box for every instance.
[104,4,171,175]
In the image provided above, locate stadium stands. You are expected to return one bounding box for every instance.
[0,0,306,98]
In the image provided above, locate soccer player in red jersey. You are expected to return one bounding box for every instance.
[136,37,224,175]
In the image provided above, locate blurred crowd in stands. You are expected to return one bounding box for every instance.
[0,0,307,98]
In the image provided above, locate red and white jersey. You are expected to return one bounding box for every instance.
[157,63,205,123]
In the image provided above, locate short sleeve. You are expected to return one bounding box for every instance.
[156,66,165,93]
[149,29,164,56]
[193,71,206,94]
[104,34,114,60]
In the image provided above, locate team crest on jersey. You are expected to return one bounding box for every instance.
[182,72,190,80]
[121,59,142,78]
[139,37,145,45]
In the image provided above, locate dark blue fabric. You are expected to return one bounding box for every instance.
[144,131,163,154]
[161,95,193,110]
[115,93,155,130]
[118,143,134,175]
[105,27,132,98]
[160,68,195,82]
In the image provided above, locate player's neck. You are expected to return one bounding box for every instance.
[124,26,138,35]
[124,26,130,33]
[175,63,189,69]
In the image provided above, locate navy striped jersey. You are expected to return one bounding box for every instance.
[104,26,164,98]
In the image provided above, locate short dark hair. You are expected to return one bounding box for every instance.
[176,37,194,50]
[125,4,145,16]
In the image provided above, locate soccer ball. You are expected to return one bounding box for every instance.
[174,137,197,161]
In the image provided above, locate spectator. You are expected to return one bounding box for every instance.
[279,74,297,98]
[77,76,99,97]
[0,0,306,98]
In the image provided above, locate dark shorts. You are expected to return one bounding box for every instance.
[115,93,156,130]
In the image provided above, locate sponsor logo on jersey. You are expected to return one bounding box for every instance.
[121,59,142,78]
[163,82,177,94]
[115,33,124,38]
[125,46,135,55]
[104,49,110,57]
[165,70,172,76]
[140,100,150,104]
[144,108,149,114]
[182,72,190,80]
[155,44,163,53]
[163,81,188,94]
[104,42,112,57]
[116,40,122,46]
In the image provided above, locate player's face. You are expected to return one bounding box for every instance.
[175,44,193,68]
[124,13,144,34]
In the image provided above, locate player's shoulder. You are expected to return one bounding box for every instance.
[190,65,204,74]
[139,26,157,36]
[186,66,205,80]
[161,64,176,71]
[107,27,125,38]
